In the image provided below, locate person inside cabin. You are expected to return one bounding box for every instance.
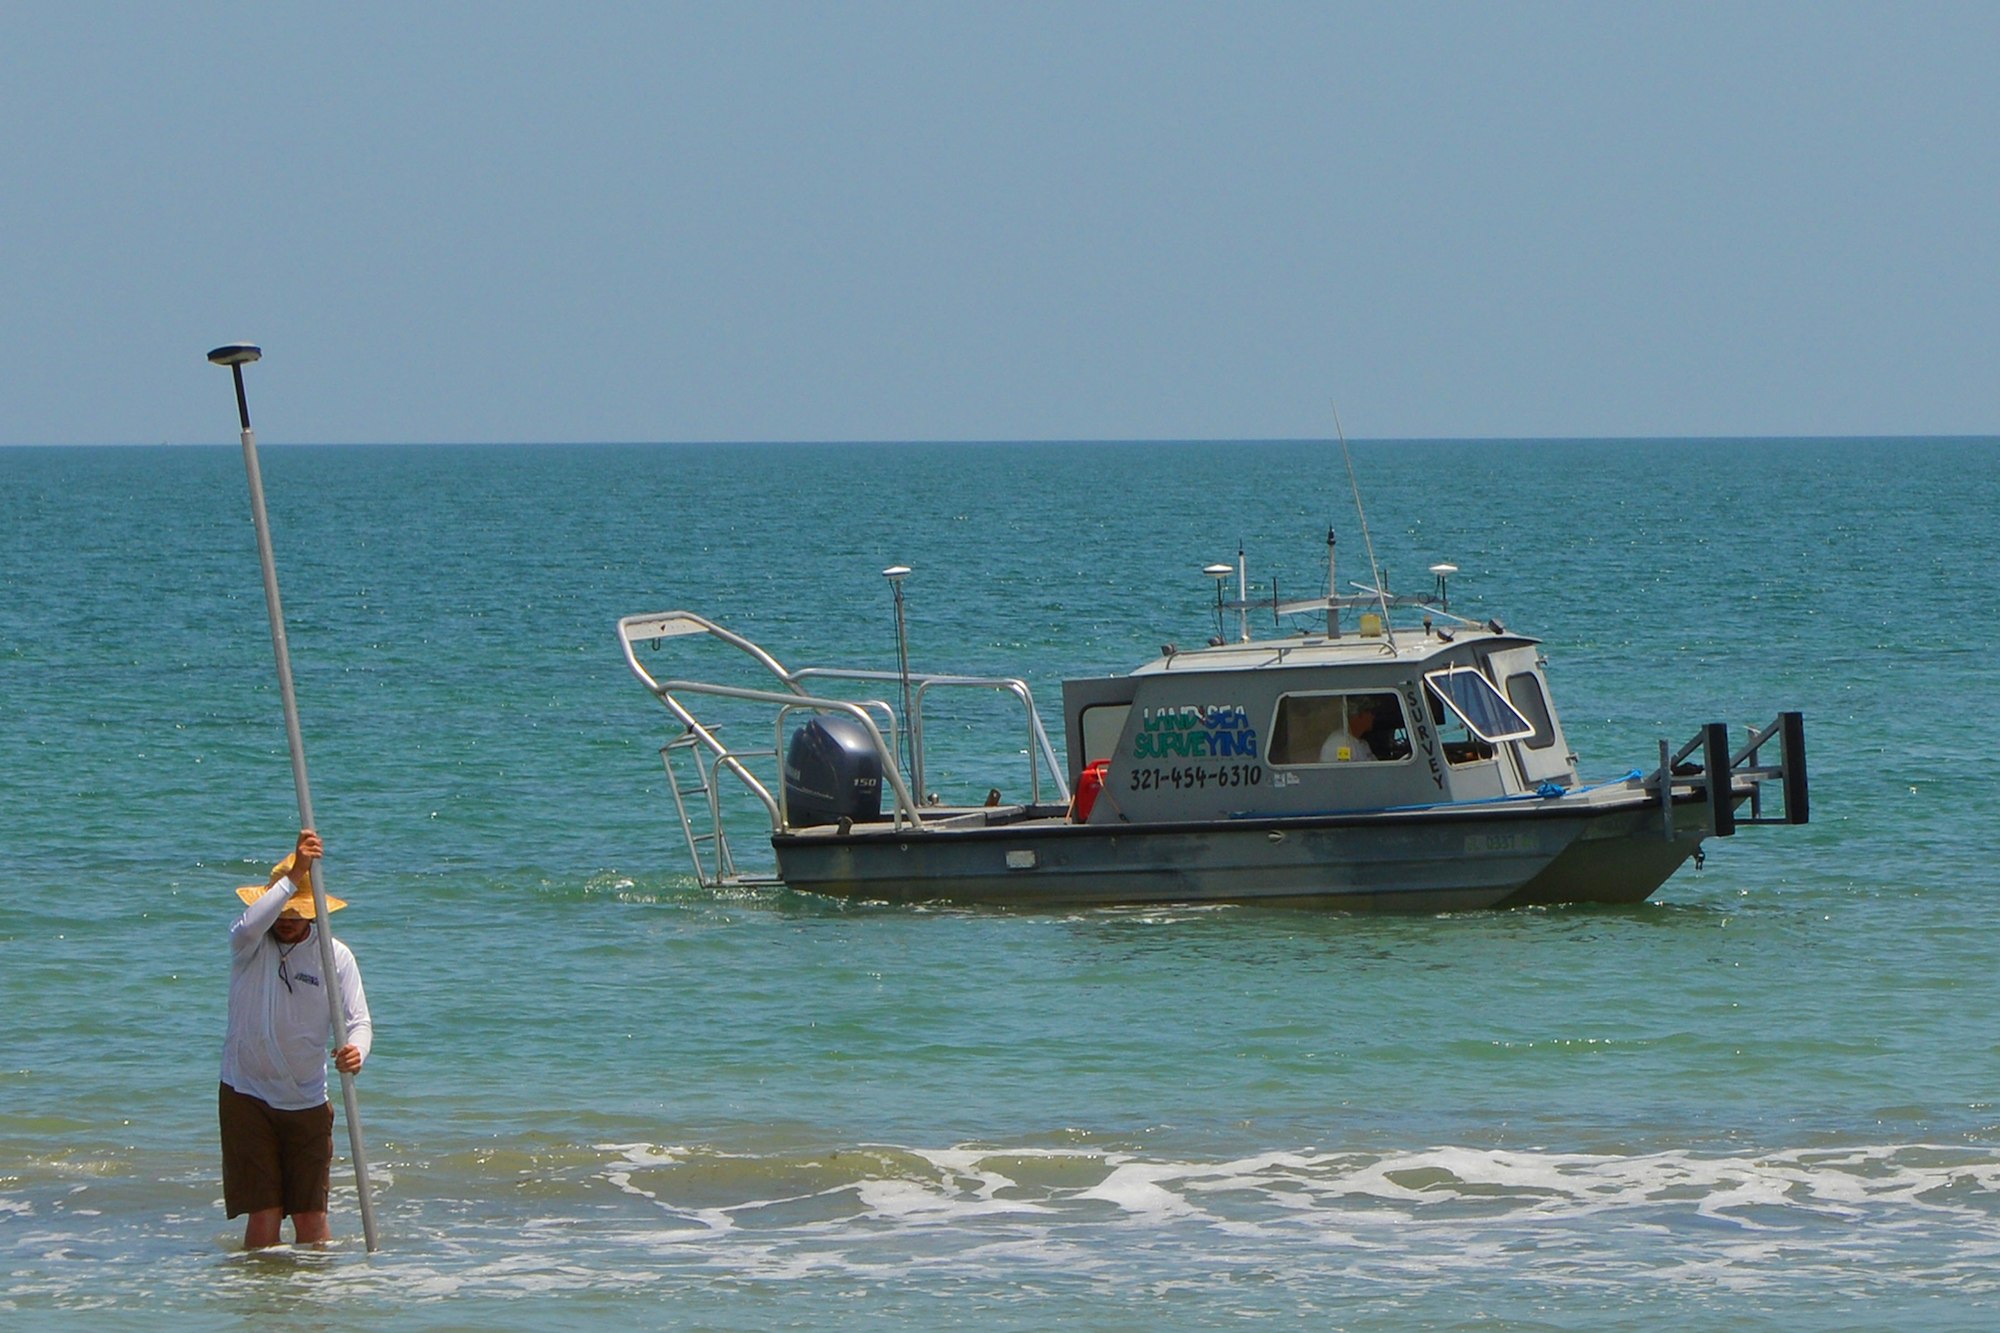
[1319,694,1407,762]
[1359,693,1411,760]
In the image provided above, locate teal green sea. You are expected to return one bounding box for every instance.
[3,438,1998,1330]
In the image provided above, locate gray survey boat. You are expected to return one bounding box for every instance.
[617,548,1806,911]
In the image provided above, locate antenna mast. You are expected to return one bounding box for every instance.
[883,566,915,785]
[1325,524,1339,637]
[1235,541,1249,643]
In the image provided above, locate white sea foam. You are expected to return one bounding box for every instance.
[22,1131,1992,1302]
[1076,1160,1209,1220]
[600,1141,687,1167]
[479,1136,2000,1297]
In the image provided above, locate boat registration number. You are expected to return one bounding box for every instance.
[1465,831,1538,855]
[1129,763,1264,792]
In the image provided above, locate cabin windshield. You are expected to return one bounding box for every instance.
[1424,667,1536,743]
[1268,691,1412,765]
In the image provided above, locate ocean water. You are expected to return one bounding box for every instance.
[3,437,1998,1330]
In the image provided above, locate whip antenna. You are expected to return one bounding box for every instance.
[1332,402,1397,650]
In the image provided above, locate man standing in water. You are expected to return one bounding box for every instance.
[219,830,372,1248]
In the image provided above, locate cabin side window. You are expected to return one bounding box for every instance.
[1504,672,1555,750]
[1268,692,1411,765]
[1079,704,1131,767]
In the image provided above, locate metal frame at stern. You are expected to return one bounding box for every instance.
[617,610,1067,891]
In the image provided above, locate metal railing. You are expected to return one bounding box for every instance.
[792,667,1067,806]
[619,611,1068,861]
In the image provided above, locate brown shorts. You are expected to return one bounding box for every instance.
[219,1082,334,1218]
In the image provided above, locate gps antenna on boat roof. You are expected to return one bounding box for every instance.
[1430,563,1458,611]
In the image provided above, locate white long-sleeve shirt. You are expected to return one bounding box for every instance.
[220,876,373,1111]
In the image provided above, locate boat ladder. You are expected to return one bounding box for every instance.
[660,730,780,890]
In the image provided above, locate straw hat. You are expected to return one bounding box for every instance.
[235,851,346,918]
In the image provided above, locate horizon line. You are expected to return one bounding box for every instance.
[8,432,2000,450]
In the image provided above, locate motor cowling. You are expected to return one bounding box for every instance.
[783,714,884,828]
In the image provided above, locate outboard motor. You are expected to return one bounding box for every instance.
[783,714,885,828]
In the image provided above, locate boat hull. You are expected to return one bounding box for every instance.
[771,796,1712,912]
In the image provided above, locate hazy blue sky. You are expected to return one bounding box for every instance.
[4,3,1996,444]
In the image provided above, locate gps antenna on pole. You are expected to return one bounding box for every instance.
[207,342,381,1253]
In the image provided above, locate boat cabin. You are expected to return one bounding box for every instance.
[1062,624,1575,824]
